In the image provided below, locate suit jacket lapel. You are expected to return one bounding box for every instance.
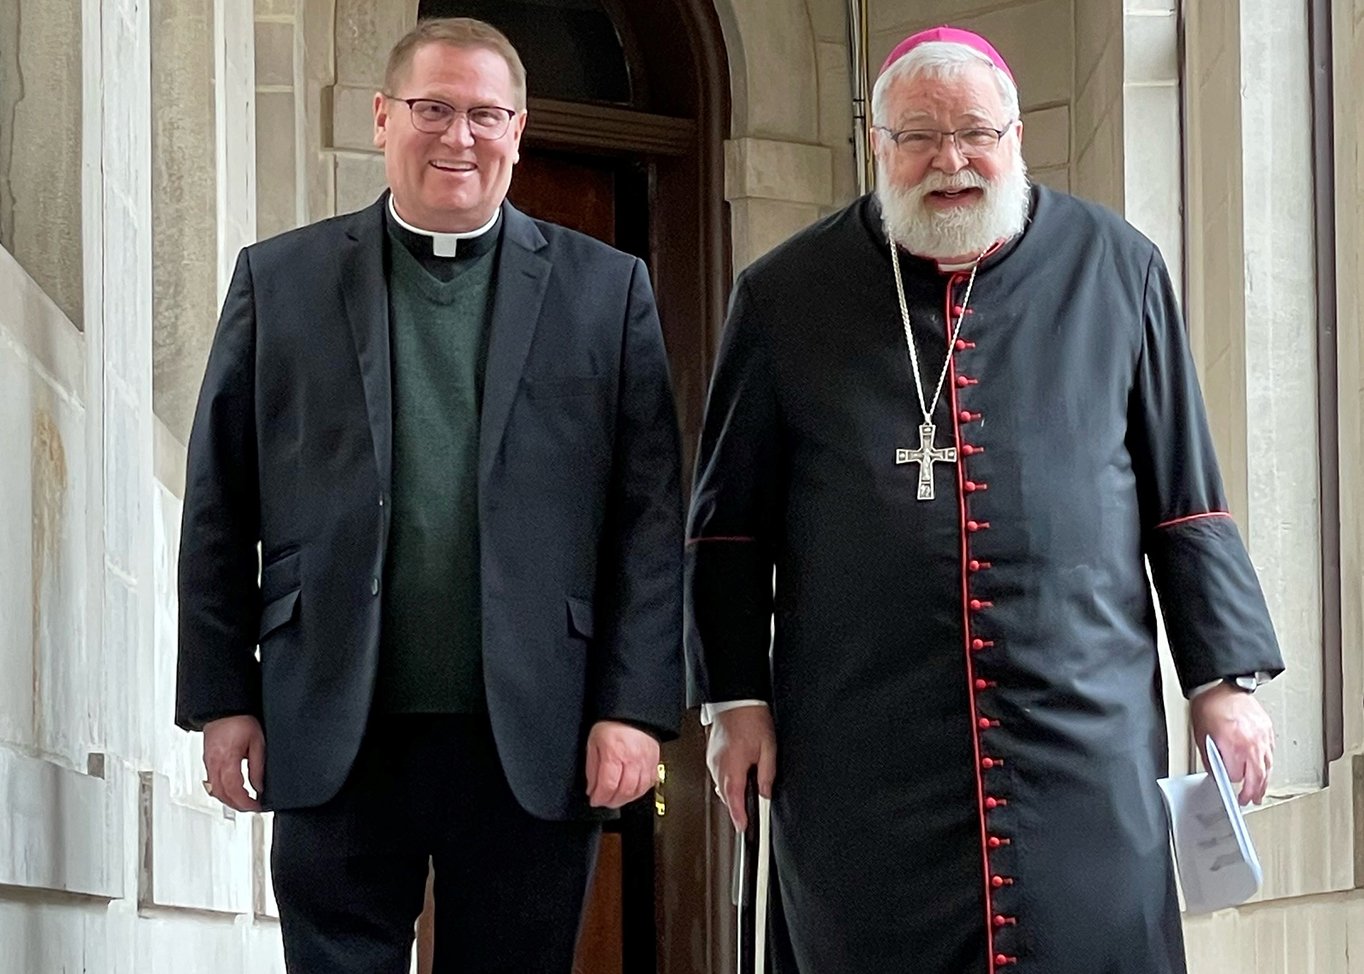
[480,202,551,483]
[340,195,392,493]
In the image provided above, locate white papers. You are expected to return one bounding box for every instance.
[1156,736,1262,914]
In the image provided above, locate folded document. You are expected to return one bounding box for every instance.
[1156,736,1262,914]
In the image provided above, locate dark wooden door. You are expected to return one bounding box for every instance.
[415,147,710,974]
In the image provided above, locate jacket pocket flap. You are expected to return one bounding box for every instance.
[260,549,301,603]
[258,589,300,642]
[566,597,595,639]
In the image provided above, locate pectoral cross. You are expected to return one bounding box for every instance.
[896,423,957,501]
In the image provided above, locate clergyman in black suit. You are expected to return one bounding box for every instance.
[175,17,683,973]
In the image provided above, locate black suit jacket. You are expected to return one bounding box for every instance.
[176,195,684,819]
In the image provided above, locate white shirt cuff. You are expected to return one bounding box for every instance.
[699,700,768,726]
[1189,672,1270,699]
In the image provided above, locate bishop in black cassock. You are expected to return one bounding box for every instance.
[686,26,1283,974]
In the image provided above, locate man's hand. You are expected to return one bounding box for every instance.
[706,705,776,832]
[202,715,265,812]
[585,720,660,809]
[1190,683,1275,806]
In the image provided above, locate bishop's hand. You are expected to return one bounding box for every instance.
[706,705,776,831]
[1189,683,1276,806]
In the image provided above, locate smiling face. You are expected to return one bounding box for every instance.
[872,58,1030,260]
[373,41,528,233]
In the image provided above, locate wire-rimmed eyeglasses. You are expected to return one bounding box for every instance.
[385,96,519,139]
[873,122,1014,158]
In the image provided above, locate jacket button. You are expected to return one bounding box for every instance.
[371,577,380,596]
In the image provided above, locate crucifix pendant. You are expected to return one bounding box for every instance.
[895,423,958,501]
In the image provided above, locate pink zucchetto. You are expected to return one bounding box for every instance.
[878,26,1015,84]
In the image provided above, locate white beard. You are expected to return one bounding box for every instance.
[876,152,1031,260]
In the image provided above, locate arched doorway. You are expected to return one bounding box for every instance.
[409,2,731,971]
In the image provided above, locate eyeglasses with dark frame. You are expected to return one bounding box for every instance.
[873,122,1015,158]
[384,96,520,139]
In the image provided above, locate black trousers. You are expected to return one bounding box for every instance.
[271,715,600,973]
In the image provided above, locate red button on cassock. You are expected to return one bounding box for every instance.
[956,375,971,387]
[972,638,985,650]
[969,559,981,571]
[974,679,989,690]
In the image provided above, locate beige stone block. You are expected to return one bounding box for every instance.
[139,771,253,913]
[255,0,296,17]
[255,90,298,239]
[330,83,377,152]
[1022,104,1068,169]
[334,0,411,87]
[817,41,853,146]
[151,0,217,443]
[254,814,280,919]
[304,82,338,223]
[153,415,186,500]
[254,20,295,88]
[1029,164,1068,193]
[1,0,84,326]
[716,0,821,142]
[831,135,861,203]
[807,0,847,43]
[1122,8,1178,85]
[729,198,823,271]
[725,138,834,207]
[301,0,336,84]
[1120,84,1179,256]
[1074,36,1121,161]
[0,750,121,897]
[1073,110,1122,212]
[1075,0,1122,95]
[335,153,388,216]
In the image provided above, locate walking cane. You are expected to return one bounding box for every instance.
[733,768,770,974]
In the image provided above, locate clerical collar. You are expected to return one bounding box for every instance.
[933,239,1008,273]
[386,195,500,259]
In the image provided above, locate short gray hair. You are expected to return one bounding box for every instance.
[871,41,1020,126]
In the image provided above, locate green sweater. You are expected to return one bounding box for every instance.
[373,220,498,713]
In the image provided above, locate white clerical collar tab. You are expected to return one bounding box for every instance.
[388,197,500,256]
[930,237,1010,273]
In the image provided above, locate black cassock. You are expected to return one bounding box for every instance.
[685,187,1284,974]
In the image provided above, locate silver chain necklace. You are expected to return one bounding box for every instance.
[889,235,982,501]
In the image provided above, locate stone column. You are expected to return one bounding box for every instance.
[151,0,219,443]
[0,0,85,325]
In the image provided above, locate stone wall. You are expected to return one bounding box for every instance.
[0,0,287,969]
